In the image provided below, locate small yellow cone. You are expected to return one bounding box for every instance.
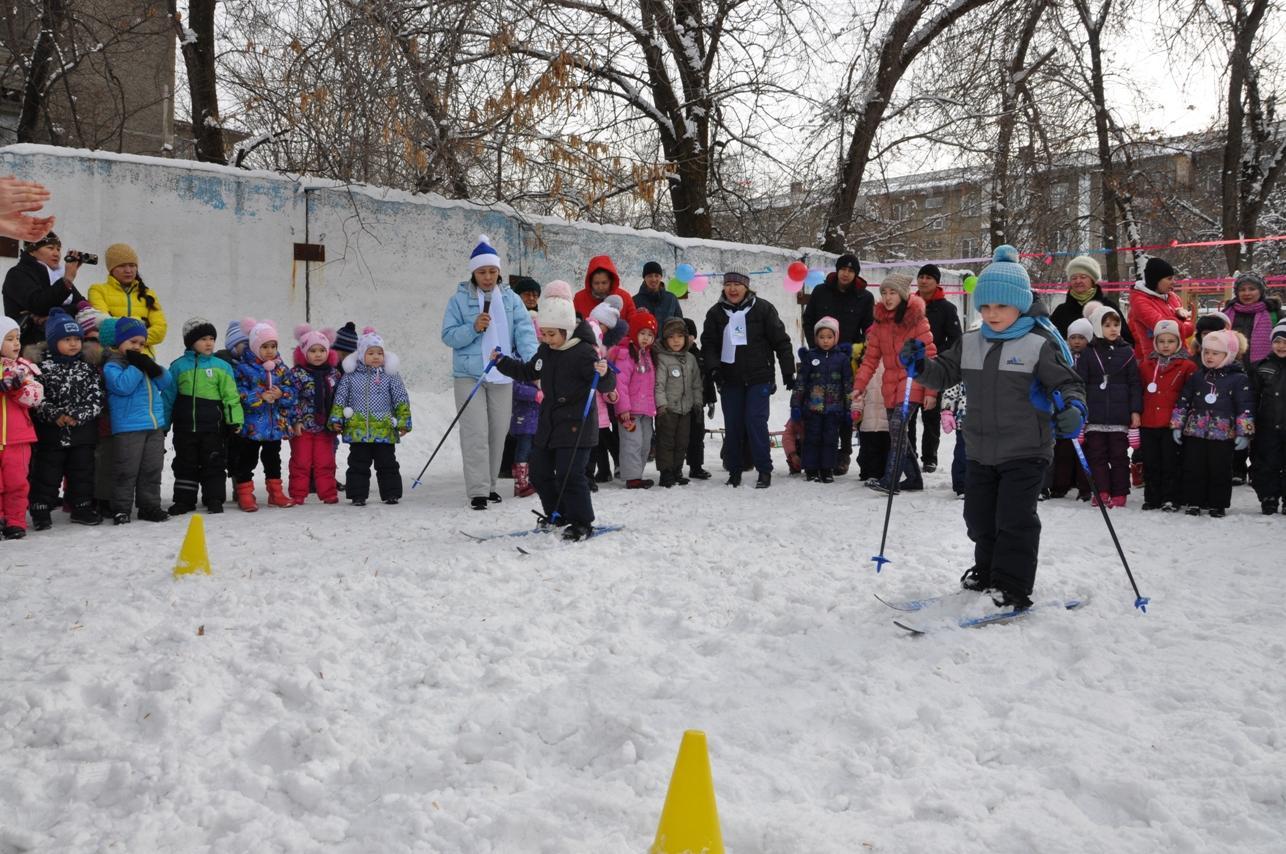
[650,730,724,854]
[172,514,211,577]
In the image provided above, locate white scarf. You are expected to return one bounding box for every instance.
[721,303,751,364]
[478,286,512,384]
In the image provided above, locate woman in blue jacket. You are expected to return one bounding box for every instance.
[439,235,538,510]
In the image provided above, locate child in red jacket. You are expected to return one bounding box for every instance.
[0,316,44,538]
[851,273,936,492]
[1139,319,1197,511]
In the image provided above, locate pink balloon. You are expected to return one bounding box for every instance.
[689,274,709,293]
[783,275,805,294]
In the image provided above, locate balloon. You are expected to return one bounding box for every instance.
[675,263,696,283]
[1043,255,1054,265]
[783,275,805,294]
[787,260,808,282]
[689,274,709,293]
[666,276,688,297]
[962,274,977,294]
[804,269,825,287]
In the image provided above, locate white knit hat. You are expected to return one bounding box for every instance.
[1067,318,1094,342]
[537,297,576,333]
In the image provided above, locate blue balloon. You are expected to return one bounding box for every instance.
[675,263,696,283]
[804,269,825,287]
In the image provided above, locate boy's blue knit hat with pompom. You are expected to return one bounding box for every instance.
[973,245,1033,312]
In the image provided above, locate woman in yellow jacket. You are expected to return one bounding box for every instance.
[88,243,167,357]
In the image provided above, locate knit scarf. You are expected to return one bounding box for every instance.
[1069,288,1097,306]
[305,363,332,428]
[1226,300,1272,362]
[981,314,1074,366]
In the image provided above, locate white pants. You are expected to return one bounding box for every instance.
[454,379,514,499]
[618,414,654,480]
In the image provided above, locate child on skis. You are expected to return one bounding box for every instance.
[851,273,935,493]
[1076,302,1141,507]
[493,285,615,541]
[232,318,297,511]
[1251,321,1286,514]
[902,245,1085,610]
[30,308,103,529]
[612,310,659,489]
[791,316,853,482]
[290,324,341,504]
[653,316,704,487]
[166,318,243,515]
[1171,329,1254,517]
[329,327,412,506]
[102,316,173,524]
[0,316,43,538]
[1139,319,1196,511]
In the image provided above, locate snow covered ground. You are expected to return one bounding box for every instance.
[2,389,1283,853]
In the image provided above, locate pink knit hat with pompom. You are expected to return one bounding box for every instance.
[241,317,279,356]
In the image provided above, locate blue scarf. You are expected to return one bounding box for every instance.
[980,315,1074,367]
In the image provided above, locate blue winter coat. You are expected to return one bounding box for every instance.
[103,351,173,434]
[329,362,412,444]
[234,349,296,442]
[441,282,539,379]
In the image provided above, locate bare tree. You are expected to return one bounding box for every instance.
[169,0,226,164]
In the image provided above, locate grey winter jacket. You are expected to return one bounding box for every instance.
[917,329,1084,465]
[654,347,703,413]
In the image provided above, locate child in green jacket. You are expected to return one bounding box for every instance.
[167,318,244,514]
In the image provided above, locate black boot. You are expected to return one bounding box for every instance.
[820,469,834,484]
[960,566,991,592]
[674,470,689,486]
[726,470,741,487]
[755,471,771,489]
[69,503,102,526]
[688,467,712,480]
[659,470,676,488]
[2,526,25,540]
[805,470,819,482]
[992,589,1033,611]
[30,503,52,531]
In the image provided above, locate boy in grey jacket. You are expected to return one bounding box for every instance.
[902,246,1085,610]
[654,317,704,487]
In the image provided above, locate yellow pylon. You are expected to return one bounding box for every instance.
[650,730,724,854]
[172,514,211,577]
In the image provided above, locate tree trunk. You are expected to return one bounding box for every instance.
[173,0,226,164]
[1221,0,1268,273]
[1084,25,1120,282]
[16,0,65,143]
[991,1,1048,250]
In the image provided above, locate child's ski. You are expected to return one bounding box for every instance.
[893,597,1088,634]
[874,590,978,612]
[514,524,625,554]
[461,523,624,545]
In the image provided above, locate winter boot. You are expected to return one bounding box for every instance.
[470,496,488,510]
[755,471,772,489]
[265,479,295,508]
[563,522,593,541]
[658,470,676,488]
[1109,495,1126,509]
[805,470,820,482]
[1262,498,1279,515]
[137,506,170,523]
[1092,491,1111,507]
[236,481,259,512]
[2,526,25,540]
[29,503,52,531]
[513,462,536,498]
[960,566,991,592]
[1208,507,1226,518]
[488,492,502,503]
[626,478,654,489]
[673,470,690,486]
[1130,462,1144,487]
[167,502,195,516]
[688,467,712,480]
[820,469,835,484]
[991,589,1033,611]
[69,503,102,526]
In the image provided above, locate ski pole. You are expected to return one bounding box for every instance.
[1052,390,1150,613]
[545,363,614,525]
[872,370,916,573]
[411,353,501,488]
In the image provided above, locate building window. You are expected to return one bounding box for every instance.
[928,215,945,231]
[961,238,980,258]
[924,196,944,209]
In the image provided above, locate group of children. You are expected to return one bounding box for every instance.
[1049,301,1266,518]
[0,302,413,538]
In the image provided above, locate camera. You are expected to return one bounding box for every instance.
[65,251,98,265]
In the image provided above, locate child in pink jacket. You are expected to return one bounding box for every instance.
[612,310,658,488]
[0,316,44,539]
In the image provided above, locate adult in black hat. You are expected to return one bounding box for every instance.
[634,260,683,328]
[801,253,873,473]
[905,263,962,472]
[2,231,88,349]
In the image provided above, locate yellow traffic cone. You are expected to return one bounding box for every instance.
[650,730,724,854]
[172,514,211,577]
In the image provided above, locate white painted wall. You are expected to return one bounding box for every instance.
[1,145,963,388]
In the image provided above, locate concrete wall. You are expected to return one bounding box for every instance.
[1,145,963,389]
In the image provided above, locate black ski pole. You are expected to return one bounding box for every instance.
[540,364,611,526]
[411,354,500,488]
[1053,390,1150,613]
[872,372,916,573]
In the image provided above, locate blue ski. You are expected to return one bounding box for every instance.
[514,524,624,553]
[894,597,1088,634]
[874,590,979,612]
[462,524,624,545]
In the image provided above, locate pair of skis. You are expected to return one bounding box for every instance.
[875,590,1087,634]
[459,524,624,553]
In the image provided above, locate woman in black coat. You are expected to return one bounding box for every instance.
[2,232,87,348]
[700,267,795,489]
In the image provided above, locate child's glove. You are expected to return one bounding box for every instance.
[618,413,636,432]
[941,410,956,434]
[790,406,801,422]
[899,340,926,376]
[535,389,544,404]
[1053,399,1087,439]
[124,349,164,379]
[1235,436,1249,451]
[1172,428,1183,445]
[851,409,862,425]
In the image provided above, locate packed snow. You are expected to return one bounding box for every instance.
[1,390,1283,853]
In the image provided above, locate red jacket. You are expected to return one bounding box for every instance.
[853,293,936,408]
[1139,354,1197,429]
[574,255,637,322]
[1127,286,1195,363]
